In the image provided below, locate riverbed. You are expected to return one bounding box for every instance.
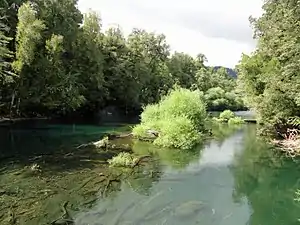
[0,119,300,225]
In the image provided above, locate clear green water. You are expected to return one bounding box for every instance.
[1,120,300,225]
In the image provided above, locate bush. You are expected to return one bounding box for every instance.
[158,88,207,130]
[140,104,161,123]
[153,116,202,150]
[108,152,138,167]
[133,88,207,149]
[213,110,244,125]
[132,124,150,138]
[219,110,235,122]
[228,117,244,125]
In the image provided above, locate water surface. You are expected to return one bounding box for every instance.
[0,121,300,225]
[74,124,300,225]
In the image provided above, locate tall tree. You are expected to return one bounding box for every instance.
[237,0,300,131]
[12,2,45,115]
[168,52,197,88]
[0,19,13,82]
[0,18,15,114]
[102,26,130,109]
[74,10,105,113]
[127,29,172,105]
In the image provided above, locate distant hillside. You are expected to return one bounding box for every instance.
[212,66,237,79]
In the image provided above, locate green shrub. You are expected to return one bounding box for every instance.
[158,88,207,129]
[153,116,202,150]
[228,117,244,125]
[211,117,222,123]
[132,124,150,138]
[133,88,207,149]
[108,152,138,167]
[219,110,235,122]
[140,104,161,123]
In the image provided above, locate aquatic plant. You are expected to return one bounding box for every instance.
[133,88,207,149]
[228,117,244,125]
[108,152,138,167]
[212,109,244,126]
[219,110,235,122]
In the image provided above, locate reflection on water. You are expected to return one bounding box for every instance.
[132,140,202,169]
[1,120,300,225]
[75,124,300,225]
[231,126,300,225]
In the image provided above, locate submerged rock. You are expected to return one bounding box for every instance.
[173,201,206,218]
[30,163,41,172]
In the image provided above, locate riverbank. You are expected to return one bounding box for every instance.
[0,117,49,125]
[270,127,300,157]
[272,138,300,158]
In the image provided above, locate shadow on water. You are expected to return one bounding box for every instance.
[0,119,133,173]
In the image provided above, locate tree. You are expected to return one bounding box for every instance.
[0,1,244,118]
[204,87,229,111]
[168,52,197,88]
[10,1,86,115]
[211,67,235,92]
[0,19,14,83]
[237,0,300,132]
[0,18,15,115]
[12,2,45,115]
[13,2,45,73]
[102,26,131,110]
[73,10,106,113]
[127,29,172,106]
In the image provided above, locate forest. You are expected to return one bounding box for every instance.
[0,0,244,120]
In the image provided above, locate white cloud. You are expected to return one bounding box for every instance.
[77,0,263,67]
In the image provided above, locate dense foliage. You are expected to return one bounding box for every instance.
[212,109,244,125]
[133,88,207,149]
[219,110,235,122]
[0,0,244,119]
[237,0,300,134]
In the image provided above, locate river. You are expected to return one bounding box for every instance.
[0,117,300,225]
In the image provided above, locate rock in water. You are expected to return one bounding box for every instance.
[93,137,109,148]
[174,201,205,218]
[146,129,159,138]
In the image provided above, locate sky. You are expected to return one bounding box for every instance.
[77,0,263,68]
